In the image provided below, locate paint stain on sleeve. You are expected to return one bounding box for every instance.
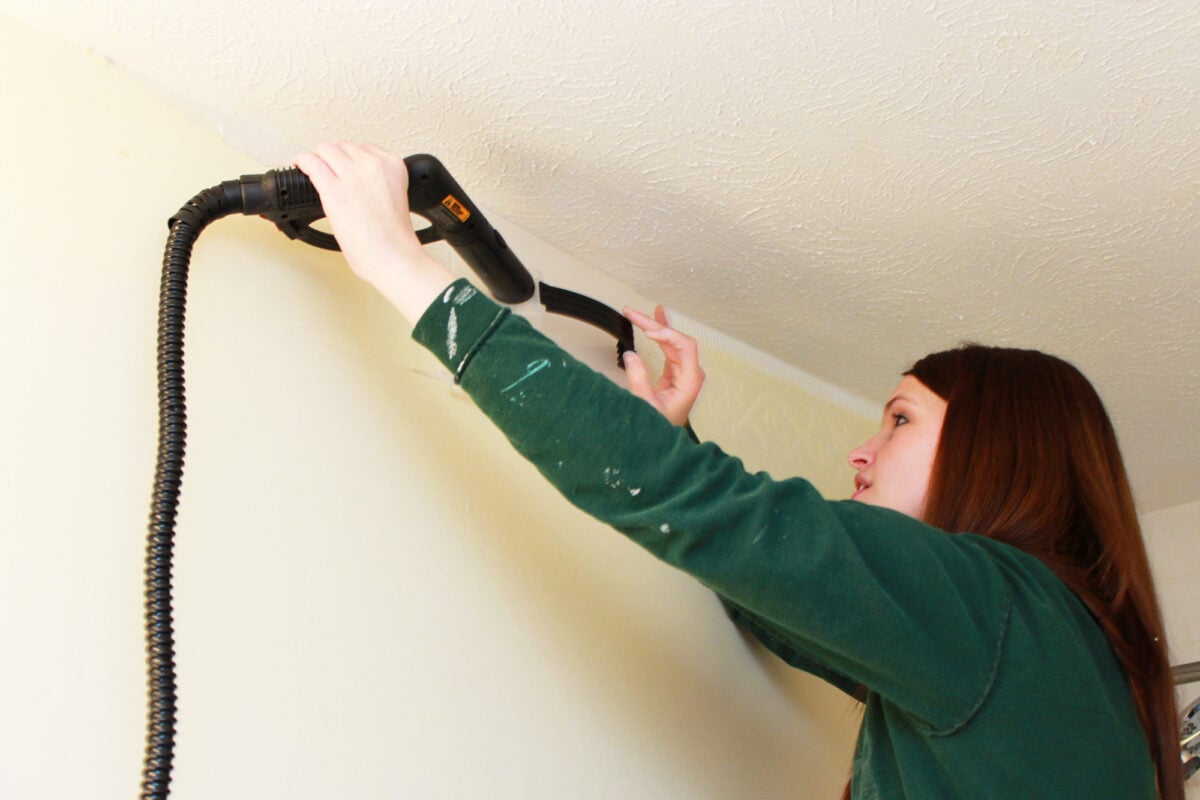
[447,308,459,360]
[603,467,624,490]
[502,359,551,393]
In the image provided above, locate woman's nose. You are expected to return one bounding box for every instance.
[848,438,876,470]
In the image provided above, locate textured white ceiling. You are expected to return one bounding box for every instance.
[4,0,1197,511]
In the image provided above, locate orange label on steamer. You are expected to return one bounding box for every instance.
[441,194,470,222]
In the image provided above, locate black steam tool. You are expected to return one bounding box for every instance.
[170,154,633,353]
[143,156,636,799]
[404,153,535,305]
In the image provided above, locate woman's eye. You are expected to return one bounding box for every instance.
[893,413,909,426]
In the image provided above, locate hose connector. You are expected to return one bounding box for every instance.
[236,169,339,250]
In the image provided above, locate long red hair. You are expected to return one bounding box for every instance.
[905,344,1182,800]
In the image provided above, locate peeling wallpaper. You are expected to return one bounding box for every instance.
[1,0,1197,510]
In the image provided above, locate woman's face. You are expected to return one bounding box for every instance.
[847,375,947,520]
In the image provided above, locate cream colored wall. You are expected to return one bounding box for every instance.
[0,15,874,800]
[1141,498,1200,798]
[1144,501,1200,671]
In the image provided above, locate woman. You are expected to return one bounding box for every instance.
[294,142,1183,799]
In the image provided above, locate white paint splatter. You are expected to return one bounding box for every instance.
[442,286,455,304]
[446,308,459,360]
[629,487,641,497]
[452,285,477,305]
[659,523,671,534]
[603,467,625,490]
[502,359,551,393]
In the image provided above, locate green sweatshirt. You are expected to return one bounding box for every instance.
[413,279,1157,799]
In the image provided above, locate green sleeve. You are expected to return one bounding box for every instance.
[413,280,1011,734]
[718,596,864,698]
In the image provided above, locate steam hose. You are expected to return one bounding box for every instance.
[142,185,239,800]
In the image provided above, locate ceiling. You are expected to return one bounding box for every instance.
[5,0,1197,512]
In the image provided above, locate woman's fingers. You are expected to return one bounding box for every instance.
[623,305,661,333]
[293,150,334,188]
[621,304,705,426]
[621,351,658,409]
[307,141,356,176]
[292,142,423,284]
[639,323,704,391]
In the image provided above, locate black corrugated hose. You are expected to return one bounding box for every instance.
[140,165,638,798]
[142,183,242,799]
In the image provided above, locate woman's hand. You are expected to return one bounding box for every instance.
[622,305,705,426]
[293,142,455,324]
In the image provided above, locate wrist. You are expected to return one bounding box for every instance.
[368,249,457,325]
